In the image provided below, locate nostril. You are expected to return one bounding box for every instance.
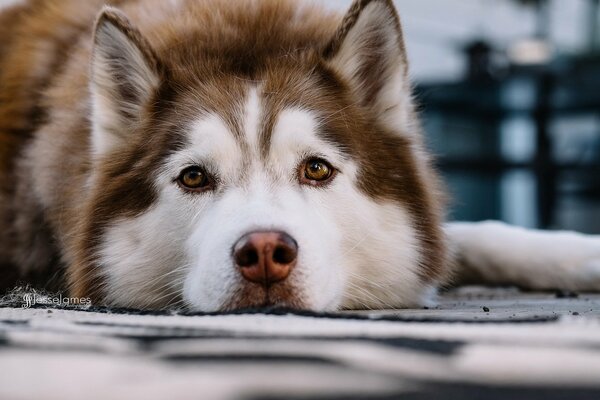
[273,245,296,265]
[235,245,259,267]
[233,231,298,285]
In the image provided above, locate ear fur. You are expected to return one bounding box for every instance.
[324,0,413,132]
[90,7,161,157]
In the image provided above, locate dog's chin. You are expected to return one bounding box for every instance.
[218,281,309,312]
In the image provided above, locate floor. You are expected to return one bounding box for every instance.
[1,286,600,400]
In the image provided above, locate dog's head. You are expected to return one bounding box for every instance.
[72,0,447,311]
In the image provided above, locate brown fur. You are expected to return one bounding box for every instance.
[0,0,447,307]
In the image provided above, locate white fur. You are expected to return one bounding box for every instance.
[446,221,600,291]
[97,198,189,308]
[166,114,244,180]
[0,0,23,11]
[244,87,262,154]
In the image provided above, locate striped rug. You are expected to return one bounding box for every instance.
[1,286,600,399]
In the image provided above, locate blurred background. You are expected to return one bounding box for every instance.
[324,0,600,233]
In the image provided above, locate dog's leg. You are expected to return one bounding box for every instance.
[445,221,600,291]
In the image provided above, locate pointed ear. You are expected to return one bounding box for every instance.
[324,0,412,131]
[90,7,161,157]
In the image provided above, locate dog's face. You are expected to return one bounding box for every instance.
[77,0,446,311]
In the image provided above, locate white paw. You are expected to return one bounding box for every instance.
[575,257,600,290]
[447,221,600,291]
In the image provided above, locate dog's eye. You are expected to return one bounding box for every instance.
[301,158,335,185]
[177,166,211,191]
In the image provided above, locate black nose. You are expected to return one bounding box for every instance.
[232,231,298,286]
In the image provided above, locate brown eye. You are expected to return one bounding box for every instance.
[301,158,335,185]
[178,166,211,191]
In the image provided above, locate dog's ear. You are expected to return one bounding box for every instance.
[324,0,412,131]
[90,7,161,157]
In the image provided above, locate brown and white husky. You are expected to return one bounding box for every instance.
[0,0,599,311]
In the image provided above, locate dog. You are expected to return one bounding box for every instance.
[0,0,599,311]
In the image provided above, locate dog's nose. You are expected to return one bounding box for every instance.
[233,231,298,286]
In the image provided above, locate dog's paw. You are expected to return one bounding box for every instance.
[574,256,600,290]
[447,221,600,291]
[545,234,600,291]
[515,232,600,291]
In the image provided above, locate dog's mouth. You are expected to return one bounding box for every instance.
[219,281,306,312]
